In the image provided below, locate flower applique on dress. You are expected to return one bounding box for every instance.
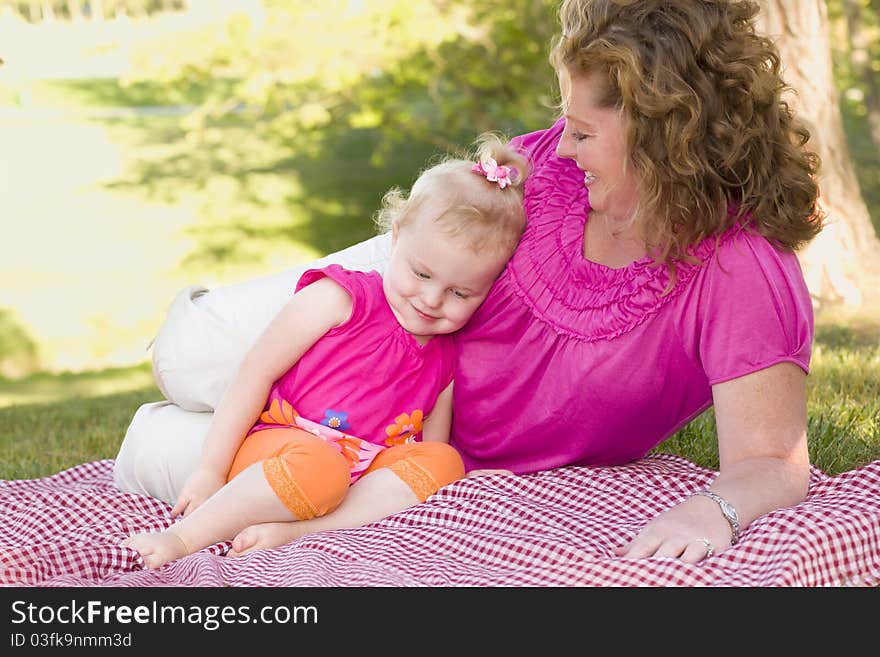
[385,410,423,446]
[321,409,350,431]
[259,398,299,426]
[288,413,385,483]
[252,395,382,483]
[335,436,365,470]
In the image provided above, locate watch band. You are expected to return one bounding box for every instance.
[692,490,741,545]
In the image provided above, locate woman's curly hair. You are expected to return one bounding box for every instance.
[550,0,823,266]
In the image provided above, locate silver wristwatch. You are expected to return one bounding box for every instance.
[692,490,741,545]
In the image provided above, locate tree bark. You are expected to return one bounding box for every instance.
[757,0,880,309]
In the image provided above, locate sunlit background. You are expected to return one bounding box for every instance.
[0,0,878,480]
[1,0,878,404]
[0,0,560,391]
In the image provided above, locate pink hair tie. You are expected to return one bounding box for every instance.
[472,158,518,189]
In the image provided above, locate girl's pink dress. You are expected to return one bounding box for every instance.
[248,265,456,482]
[449,119,814,473]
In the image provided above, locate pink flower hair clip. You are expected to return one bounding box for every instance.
[472,158,519,189]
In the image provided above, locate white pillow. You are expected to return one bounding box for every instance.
[151,233,392,411]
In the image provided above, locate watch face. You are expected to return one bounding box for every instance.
[721,500,738,521]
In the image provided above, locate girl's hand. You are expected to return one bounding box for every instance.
[466,469,515,478]
[613,495,733,563]
[170,466,227,518]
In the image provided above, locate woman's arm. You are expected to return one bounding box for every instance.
[616,361,810,561]
[172,277,353,516]
[701,360,810,531]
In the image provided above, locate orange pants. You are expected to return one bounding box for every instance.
[227,427,465,521]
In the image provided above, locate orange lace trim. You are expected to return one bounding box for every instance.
[262,457,317,520]
[389,459,438,502]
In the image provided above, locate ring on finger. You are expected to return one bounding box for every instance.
[695,537,714,558]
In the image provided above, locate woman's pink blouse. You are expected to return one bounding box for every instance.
[449,119,814,473]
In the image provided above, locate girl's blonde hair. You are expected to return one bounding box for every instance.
[375,133,530,255]
[551,0,823,269]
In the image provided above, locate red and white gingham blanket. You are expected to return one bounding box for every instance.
[1,454,878,587]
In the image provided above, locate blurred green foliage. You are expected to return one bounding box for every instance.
[125,0,560,155]
[1,0,186,21]
[826,0,880,234]
[0,310,39,378]
[119,0,879,242]
[105,0,563,264]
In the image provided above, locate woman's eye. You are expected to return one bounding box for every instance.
[572,131,590,142]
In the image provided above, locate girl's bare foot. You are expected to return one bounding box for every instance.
[121,530,189,569]
[227,521,305,557]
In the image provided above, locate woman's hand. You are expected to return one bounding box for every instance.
[613,495,733,563]
[170,466,227,518]
[616,363,811,563]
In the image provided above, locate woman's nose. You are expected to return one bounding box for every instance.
[556,132,575,160]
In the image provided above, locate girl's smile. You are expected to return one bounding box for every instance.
[382,214,512,344]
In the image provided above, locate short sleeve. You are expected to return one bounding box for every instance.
[295,264,384,337]
[695,231,814,385]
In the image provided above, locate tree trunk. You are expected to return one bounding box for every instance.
[757,0,880,310]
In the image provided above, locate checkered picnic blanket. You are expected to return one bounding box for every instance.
[1,455,878,587]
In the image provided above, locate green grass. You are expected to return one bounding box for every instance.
[0,384,162,481]
[0,364,162,480]
[0,362,155,409]
[0,313,877,481]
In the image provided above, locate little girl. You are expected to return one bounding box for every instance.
[121,134,529,568]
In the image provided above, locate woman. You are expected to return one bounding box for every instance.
[115,0,822,563]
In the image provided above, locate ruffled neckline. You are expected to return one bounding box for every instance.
[506,155,733,342]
